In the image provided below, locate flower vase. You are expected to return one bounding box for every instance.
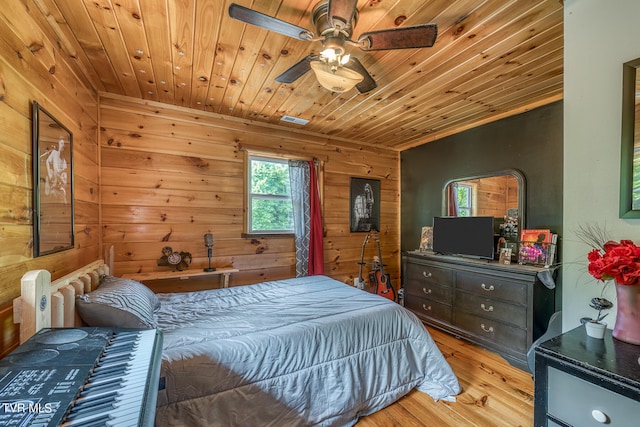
[612,283,640,345]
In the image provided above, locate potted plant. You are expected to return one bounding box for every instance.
[577,224,640,344]
[580,297,613,339]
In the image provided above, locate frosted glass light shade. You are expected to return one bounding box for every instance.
[310,61,363,93]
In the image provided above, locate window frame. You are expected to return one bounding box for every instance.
[456,183,474,217]
[245,154,294,235]
[242,149,324,238]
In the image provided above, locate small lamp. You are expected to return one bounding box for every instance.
[204,233,216,272]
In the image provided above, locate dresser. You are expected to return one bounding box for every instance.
[534,327,640,426]
[402,251,556,371]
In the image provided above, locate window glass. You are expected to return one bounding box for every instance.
[456,184,472,216]
[248,156,293,233]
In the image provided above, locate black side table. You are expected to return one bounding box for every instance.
[534,326,640,426]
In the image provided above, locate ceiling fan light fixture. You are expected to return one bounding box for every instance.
[321,48,338,61]
[310,61,363,93]
[229,1,438,94]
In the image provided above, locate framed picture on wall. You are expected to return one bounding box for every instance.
[350,177,380,232]
[32,101,74,257]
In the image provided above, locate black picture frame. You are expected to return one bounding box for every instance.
[350,177,380,232]
[619,57,640,218]
[32,101,74,257]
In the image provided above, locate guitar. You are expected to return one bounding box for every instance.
[369,231,396,302]
[357,233,370,289]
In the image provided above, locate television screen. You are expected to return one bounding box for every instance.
[432,216,495,260]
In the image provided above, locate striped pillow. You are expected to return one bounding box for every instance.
[76,275,159,329]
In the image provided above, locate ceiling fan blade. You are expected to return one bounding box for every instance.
[275,55,316,83]
[327,0,358,29]
[229,3,314,41]
[357,24,438,51]
[345,57,377,93]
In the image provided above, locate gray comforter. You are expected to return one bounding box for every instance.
[154,275,460,426]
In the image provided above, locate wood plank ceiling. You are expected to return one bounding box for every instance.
[34,0,563,151]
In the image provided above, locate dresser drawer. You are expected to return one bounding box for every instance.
[548,367,640,426]
[405,296,452,324]
[405,262,453,286]
[454,312,527,353]
[456,272,527,305]
[455,291,527,329]
[404,263,453,304]
[405,280,451,304]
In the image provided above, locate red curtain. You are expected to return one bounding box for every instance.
[308,161,324,275]
[447,183,458,216]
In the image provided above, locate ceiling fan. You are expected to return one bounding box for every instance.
[229,0,437,94]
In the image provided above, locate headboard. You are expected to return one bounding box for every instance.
[13,247,114,343]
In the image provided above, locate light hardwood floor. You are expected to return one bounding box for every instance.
[356,326,535,427]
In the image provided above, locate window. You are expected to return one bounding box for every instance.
[456,183,473,216]
[247,155,294,233]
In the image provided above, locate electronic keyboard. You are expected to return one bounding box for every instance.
[0,327,163,427]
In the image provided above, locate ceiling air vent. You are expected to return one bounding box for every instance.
[280,115,309,125]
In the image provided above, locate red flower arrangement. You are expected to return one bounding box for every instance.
[587,240,640,286]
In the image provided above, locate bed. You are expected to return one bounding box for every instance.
[14,258,460,427]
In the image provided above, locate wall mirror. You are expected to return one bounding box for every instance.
[32,101,74,256]
[443,169,526,236]
[620,57,640,218]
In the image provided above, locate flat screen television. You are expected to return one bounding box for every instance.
[432,216,495,260]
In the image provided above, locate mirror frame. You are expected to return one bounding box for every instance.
[620,57,640,218]
[442,169,526,232]
[32,101,75,257]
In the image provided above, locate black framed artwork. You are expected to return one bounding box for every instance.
[350,177,380,232]
[32,101,74,257]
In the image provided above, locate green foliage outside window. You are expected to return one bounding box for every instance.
[456,185,472,217]
[249,158,293,232]
[633,147,640,208]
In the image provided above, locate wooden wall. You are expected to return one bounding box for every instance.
[458,175,518,218]
[0,0,400,359]
[0,2,99,357]
[99,94,400,288]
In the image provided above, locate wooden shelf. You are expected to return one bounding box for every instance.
[122,267,239,289]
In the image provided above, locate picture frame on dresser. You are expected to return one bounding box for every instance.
[498,247,512,264]
[32,101,74,257]
[350,177,380,232]
[419,226,433,251]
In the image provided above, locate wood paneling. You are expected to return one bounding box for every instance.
[99,94,400,288]
[0,1,99,358]
[29,0,562,150]
[458,175,517,218]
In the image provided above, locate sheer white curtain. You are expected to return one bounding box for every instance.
[289,160,324,277]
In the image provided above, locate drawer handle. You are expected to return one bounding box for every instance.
[422,304,432,312]
[422,271,432,278]
[422,288,432,295]
[480,303,494,312]
[480,323,494,333]
[591,409,609,423]
[481,283,495,291]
